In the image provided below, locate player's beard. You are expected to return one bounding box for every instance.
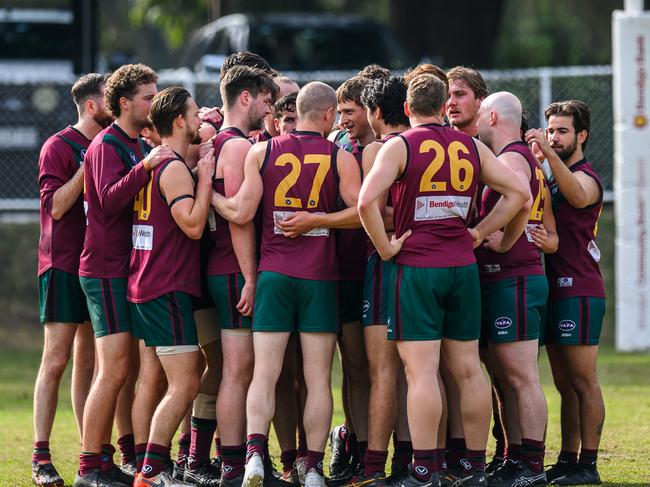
[248,110,265,132]
[93,109,114,128]
[186,124,201,145]
[553,136,578,162]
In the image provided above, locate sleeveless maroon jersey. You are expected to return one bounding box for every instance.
[335,139,365,280]
[128,156,201,302]
[546,159,605,301]
[390,123,481,267]
[38,126,91,276]
[258,130,340,280]
[79,123,151,278]
[206,127,252,276]
[366,133,399,258]
[250,128,272,144]
[474,141,545,282]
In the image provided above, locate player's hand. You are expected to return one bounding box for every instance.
[143,144,175,171]
[276,211,318,238]
[199,122,217,142]
[199,136,216,160]
[381,229,412,261]
[482,230,507,253]
[199,106,223,126]
[525,129,553,161]
[530,223,548,249]
[468,227,483,249]
[196,148,215,182]
[141,136,159,148]
[236,280,255,317]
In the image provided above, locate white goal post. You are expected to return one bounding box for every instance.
[613,1,650,351]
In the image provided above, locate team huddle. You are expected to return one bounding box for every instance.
[34,52,606,487]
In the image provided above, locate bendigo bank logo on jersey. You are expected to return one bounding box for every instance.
[414,195,471,221]
[132,224,153,250]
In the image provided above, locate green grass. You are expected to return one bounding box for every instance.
[1,331,649,486]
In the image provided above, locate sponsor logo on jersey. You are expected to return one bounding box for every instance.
[413,195,471,221]
[132,224,154,250]
[495,317,512,329]
[129,152,137,164]
[484,264,501,273]
[559,320,576,331]
[588,240,601,262]
[208,208,217,232]
[273,211,329,237]
[524,224,536,243]
[80,148,86,162]
[557,277,573,288]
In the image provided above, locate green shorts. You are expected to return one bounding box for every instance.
[546,296,605,345]
[388,264,481,341]
[253,271,338,333]
[481,275,548,344]
[132,292,198,347]
[207,273,252,329]
[362,254,395,327]
[39,268,89,324]
[80,276,132,338]
[339,279,363,325]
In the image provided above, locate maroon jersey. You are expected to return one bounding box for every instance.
[546,159,605,301]
[259,130,340,280]
[366,133,399,258]
[79,123,151,278]
[128,156,201,302]
[474,141,546,282]
[38,126,91,276]
[390,123,481,267]
[335,138,365,280]
[250,128,273,144]
[207,127,252,276]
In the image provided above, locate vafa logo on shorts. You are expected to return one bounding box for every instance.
[494,317,512,329]
[559,320,576,332]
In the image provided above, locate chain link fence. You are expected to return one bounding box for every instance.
[0,65,613,212]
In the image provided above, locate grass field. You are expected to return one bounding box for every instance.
[1,328,649,486]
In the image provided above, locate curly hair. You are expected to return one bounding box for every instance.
[360,76,408,127]
[357,64,391,81]
[104,64,158,118]
[274,92,297,119]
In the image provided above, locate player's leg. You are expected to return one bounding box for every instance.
[112,338,139,477]
[71,322,95,440]
[388,367,412,482]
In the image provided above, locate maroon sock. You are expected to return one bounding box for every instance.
[446,437,466,470]
[177,432,191,468]
[465,449,485,471]
[79,452,102,477]
[135,443,147,473]
[190,417,217,466]
[142,443,170,478]
[413,449,438,481]
[222,444,246,479]
[557,450,578,465]
[507,443,522,462]
[579,449,598,467]
[100,444,116,472]
[391,438,413,470]
[117,434,136,466]
[305,450,324,475]
[521,438,545,473]
[246,434,267,462]
[363,449,388,477]
[281,450,298,473]
[434,448,445,472]
[32,441,51,464]
[297,426,308,457]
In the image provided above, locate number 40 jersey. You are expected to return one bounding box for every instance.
[390,123,481,268]
[258,130,341,281]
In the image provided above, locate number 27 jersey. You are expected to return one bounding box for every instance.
[390,123,481,268]
[259,130,340,280]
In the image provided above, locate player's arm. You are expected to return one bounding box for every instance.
[482,151,532,253]
[358,137,411,260]
[223,139,257,317]
[471,141,530,247]
[362,141,393,229]
[39,141,84,220]
[211,141,265,225]
[530,186,559,253]
[276,149,362,237]
[525,128,600,208]
[97,143,175,215]
[160,149,215,240]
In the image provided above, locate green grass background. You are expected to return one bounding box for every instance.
[1,206,649,485]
